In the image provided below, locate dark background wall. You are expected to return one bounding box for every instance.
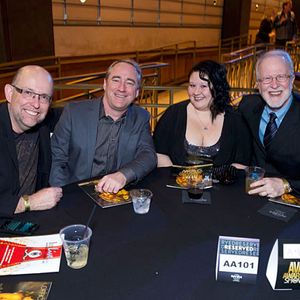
[0,0,54,63]
[292,0,300,29]
[221,0,251,40]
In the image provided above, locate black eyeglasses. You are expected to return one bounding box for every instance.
[11,85,52,104]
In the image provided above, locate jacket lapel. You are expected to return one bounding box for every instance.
[86,99,101,177]
[117,105,134,168]
[0,103,19,171]
[251,99,265,154]
[270,94,300,146]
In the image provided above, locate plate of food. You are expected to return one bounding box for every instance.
[99,189,130,203]
[175,169,204,188]
[79,181,132,208]
[166,168,212,189]
[269,193,300,209]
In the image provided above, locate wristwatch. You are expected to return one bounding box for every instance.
[22,195,31,212]
[282,178,292,194]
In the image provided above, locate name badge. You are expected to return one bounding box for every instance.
[267,239,300,290]
[216,236,260,284]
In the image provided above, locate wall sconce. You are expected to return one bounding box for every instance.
[80,0,87,3]
[213,1,217,6]
[255,4,259,11]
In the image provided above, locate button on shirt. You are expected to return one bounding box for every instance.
[91,103,125,178]
[259,96,293,144]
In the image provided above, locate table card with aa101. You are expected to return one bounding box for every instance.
[266,239,300,290]
[215,236,260,284]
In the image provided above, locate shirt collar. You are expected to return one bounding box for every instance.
[99,99,127,122]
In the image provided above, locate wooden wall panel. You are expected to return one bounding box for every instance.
[221,0,251,39]
[0,0,54,62]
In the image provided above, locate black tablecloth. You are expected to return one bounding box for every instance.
[2,168,300,299]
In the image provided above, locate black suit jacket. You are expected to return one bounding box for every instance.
[0,103,61,215]
[239,93,300,193]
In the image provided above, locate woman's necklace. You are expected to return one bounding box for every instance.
[189,103,212,131]
[197,118,211,131]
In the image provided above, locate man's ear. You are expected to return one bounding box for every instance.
[135,88,139,99]
[291,75,295,87]
[103,79,107,91]
[4,84,13,104]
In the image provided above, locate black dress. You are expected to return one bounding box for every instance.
[153,100,252,166]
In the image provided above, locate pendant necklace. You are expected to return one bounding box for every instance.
[191,105,211,131]
[198,118,210,131]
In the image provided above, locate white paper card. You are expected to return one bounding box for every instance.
[266,239,279,290]
[283,244,300,259]
[267,239,300,290]
[0,234,62,276]
[216,236,260,284]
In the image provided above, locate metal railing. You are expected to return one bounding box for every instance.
[2,36,300,129]
[218,34,252,61]
[223,42,300,89]
[53,60,168,97]
[0,40,217,84]
[51,81,259,130]
[0,41,219,105]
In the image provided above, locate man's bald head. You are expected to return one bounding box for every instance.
[5,65,53,133]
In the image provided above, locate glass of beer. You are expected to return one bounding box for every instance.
[60,224,92,269]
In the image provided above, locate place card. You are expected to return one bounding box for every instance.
[266,239,300,290]
[215,236,260,284]
[258,203,297,222]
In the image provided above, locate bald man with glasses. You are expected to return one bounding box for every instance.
[0,65,62,215]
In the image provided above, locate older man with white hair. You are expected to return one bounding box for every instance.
[239,49,300,198]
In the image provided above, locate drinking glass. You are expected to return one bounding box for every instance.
[130,189,153,214]
[245,166,265,193]
[59,224,92,269]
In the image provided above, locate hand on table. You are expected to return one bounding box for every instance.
[95,171,127,193]
[248,177,285,198]
[28,187,63,211]
[15,187,63,213]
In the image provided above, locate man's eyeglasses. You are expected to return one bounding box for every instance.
[11,85,52,104]
[257,74,293,85]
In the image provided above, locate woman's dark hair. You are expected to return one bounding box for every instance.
[188,60,231,120]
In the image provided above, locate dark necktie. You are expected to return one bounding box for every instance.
[263,112,277,148]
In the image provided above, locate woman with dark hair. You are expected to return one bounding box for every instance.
[153,60,251,167]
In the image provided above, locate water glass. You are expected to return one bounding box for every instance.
[130,189,153,214]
